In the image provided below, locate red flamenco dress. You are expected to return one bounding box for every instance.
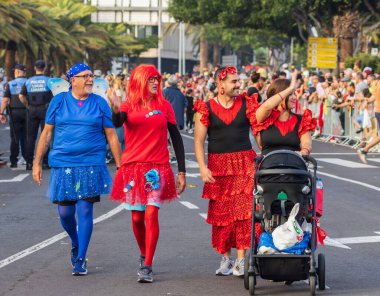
[195,94,259,254]
[251,104,317,155]
[110,100,178,205]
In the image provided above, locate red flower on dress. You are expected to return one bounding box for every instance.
[218,66,237,81]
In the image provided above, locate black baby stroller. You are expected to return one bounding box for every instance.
[244,150,325,295]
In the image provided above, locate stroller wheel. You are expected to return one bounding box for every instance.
[309,275,316,296]
[244,251,250,290]
[318,253,326,290]
[249,275,256,295]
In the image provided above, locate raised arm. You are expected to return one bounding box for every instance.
[255,71,298,123]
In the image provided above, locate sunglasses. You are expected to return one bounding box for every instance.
[148,76,161,83]
[74,74,94,79]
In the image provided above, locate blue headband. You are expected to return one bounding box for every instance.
[66,63,91,82]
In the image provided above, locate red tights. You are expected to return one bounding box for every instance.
[131,206,159,267]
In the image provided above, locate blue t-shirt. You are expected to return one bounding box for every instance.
[45,91,114,167]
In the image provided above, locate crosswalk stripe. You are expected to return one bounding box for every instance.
[368,158,380,163]
[179,201,199,209]
[0,174,29,183]
[199,213,207,220]
[316,158,377,168]
[185,159,199,168]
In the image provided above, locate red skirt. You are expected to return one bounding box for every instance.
[111,162,178,205]
[202,149,256,253]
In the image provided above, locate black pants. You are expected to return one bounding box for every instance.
[9,109,27,164]
[186,111,194,129]
[26,106,48,165]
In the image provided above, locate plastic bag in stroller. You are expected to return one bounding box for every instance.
[244,150,326,296]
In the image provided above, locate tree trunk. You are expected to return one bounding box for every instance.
[213,43,220,66]
[25,51,34,77]
[4,41,17,79]
[199,25,208,71]
[340,37,353,63]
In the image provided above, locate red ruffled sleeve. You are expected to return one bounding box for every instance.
[193,100,210,127]
[298,109,317,137]
[244,92,282,136]
[245,93,260,126]
[252,108,281,136]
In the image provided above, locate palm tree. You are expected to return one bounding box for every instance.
[0,0,31,78]
[333,11,361,62]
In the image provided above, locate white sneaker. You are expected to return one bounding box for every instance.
[17,157,26,165]
[232,258,245,277]
[188,129,194,134]
[216,256,233,276]
[357,149,368,164]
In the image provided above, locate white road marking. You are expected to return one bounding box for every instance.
[316,158,377,168]
[317,171,380,192]
[179,201,199,209]
[334,232,380,244]
[324,237,351,249]
[368,158,380,163]
[186,173,201,178]
[199,213,207,220]
[0,173,29,183]
[0,204,124,269]
[185,159,200,168]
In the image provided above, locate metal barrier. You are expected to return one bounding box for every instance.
[314,97,379,152]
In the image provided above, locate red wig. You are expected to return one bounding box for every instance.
[124,64,164,110]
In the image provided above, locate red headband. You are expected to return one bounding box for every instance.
[218,66,237,81]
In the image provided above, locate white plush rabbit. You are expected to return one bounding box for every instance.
[272,203,304,250]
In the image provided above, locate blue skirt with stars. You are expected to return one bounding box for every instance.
[47,165,112,203]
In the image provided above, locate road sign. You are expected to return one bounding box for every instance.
[307,37,338,69]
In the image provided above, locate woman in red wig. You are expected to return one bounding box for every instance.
[110,64,186,283]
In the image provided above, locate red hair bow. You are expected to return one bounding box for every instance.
[218,66,237,81]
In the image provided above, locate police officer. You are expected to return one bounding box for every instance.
[19,60,53,170]
[0,64,28,168]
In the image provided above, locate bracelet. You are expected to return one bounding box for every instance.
[177,172,186,176]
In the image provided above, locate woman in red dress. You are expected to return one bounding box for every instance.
[194,66,259,277]
[110,65,186,283]
[252,71,316,156]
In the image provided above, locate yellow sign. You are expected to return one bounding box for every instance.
[308,37,337,44]
[307,61,337,69]
[307,37,338,69]
[308,43,337,50]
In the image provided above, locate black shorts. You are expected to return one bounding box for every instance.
[53,195,100,206]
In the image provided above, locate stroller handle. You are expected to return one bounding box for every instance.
[302,155,318,169]
[255,169,313,179]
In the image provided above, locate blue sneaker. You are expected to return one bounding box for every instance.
[72,258,87,276]
[137,265,153,283]
[70,245,78,267]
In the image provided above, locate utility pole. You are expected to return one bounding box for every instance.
[290,37,295,66]
[158,0,162,73]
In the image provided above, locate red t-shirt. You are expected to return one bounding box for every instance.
[119,100,176,165]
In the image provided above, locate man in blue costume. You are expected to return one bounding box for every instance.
[32,63,121,276]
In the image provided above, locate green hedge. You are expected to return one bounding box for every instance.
[344,53,380,73]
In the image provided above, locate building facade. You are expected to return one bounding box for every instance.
[90,0,198,74]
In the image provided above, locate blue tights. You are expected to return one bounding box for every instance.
[58,200,94,260]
